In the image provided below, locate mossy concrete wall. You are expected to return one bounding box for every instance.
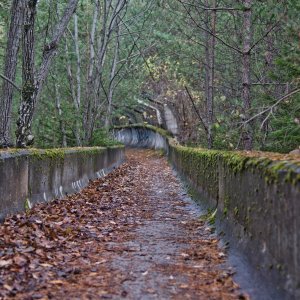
[0,146,124,221]
[170,145,300,300]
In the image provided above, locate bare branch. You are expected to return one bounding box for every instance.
[177,0,244,11]
[243,89,300,125]
[260,109,273,130]
[177,1,243,54]
[249,19,281,52]
[251,82,289,86]
[0,73,21,92]
[185,86,209,134]
[120,18,157,81]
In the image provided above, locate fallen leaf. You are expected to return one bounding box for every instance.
[13,255,28,267]
[3,284,13,291]
[49,280,64,285]
[0,259,13,267]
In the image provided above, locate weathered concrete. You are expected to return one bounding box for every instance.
[163,104,179,135]
[115,125,300,300]
[0,150,29,222]
[0,146,124,221]
[169,146,300,300]
[113,126,169,150]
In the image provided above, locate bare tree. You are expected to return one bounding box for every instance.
[16,0,79,148]
[177,0,284,150]
[54,77,67,147]
[0,0,23,147]
[83,0,127,144]
[204,0,216,149]
[65,38,81,145]
[241,0,253,150]
[105,18,121,128]
[80,0,101,144]
[65,13,82,146]
[73,13,82,145]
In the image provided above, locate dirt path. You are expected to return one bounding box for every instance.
[0,149,248,299]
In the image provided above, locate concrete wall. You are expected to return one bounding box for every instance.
[113,126,169,150]
[0,146,124,221]
[163,104,179,135]
[169,145,300,300]
[115,125,300,300]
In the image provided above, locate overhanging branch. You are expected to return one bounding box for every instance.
[0,73,21,92]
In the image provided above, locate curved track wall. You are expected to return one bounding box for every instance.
[113,126,169,150]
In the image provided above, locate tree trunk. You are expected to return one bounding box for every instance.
[105,21,120,129]
[65,40,81,146]
[204,2,210,141]
[16,0,37,148]
[54,81,67,147]
[260,23,276,149]
[84,0,112,144]
[83,0,126,144]
[74,13,81,112]
[0,0,23,147]
[241,0,253,150]
[83,0,100,144]
[73,13,82,146]
[206,0,216,149]
[16,0,79,148]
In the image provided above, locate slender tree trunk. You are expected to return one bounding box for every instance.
[74,13,81,111]
[206,0,216,149]
[84,0,100,144]
[241,0,253,150]
[54,81,67,147]
[67,13,83,146]
[16,0,79,147]
[65,41,81,146]
[0,0,23,147]
[65,40,76,104]
[260,23,276,149]
[204,4,210,137]
[105,21,120,129]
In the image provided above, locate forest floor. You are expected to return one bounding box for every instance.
[0,149,249,299]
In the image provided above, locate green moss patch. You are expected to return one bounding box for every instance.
[26,146,123,161]
[170,144,300,185]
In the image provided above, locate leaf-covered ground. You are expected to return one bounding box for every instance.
[0,149,248,299]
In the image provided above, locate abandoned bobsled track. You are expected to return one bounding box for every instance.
[0,149,249,299]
